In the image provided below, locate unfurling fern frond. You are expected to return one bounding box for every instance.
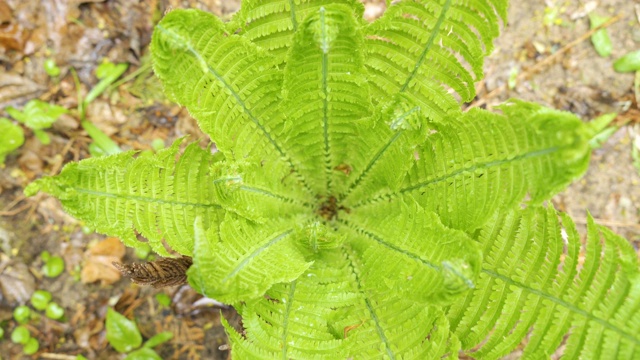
[230,0,365,64]
[448,206,640,359]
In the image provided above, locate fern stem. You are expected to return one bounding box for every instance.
[287,0,298,31]
[483,269,640,345]
[399,0,453,93]
[239,185,314,209]
[343,248,396,360]
[281,280,297,360]
[319,7,333,194]
[74,187,221,209]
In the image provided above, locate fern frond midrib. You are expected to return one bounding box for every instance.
[351,146,562,209]
[482,268,640,345]
[222,228,295,283]
[238,185,315,209]
[74,187,221,209]
[320,7,333,194]
[156,24,317,198]
[288,0,299,31]
[339,218,440,271]
[343,247,396,360]
[339,130,405,202]
[398,0,453,93]
[281,279,297,359]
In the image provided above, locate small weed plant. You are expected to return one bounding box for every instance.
[27,0,640,358]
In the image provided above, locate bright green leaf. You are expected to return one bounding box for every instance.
[22,337,39,355]
[10,325,30,344]
[82,120,122,156]
[0,118,25,165]
[614,50,640,72]
[6,99,67,130]
[30,290,52,311]
[143,331,173,348]
[124,347,162,360]
[33,129,51,145]
[45,302,65,320]
[44,58,61,77]
[154,293,171,307]
[589,13,612,57]
[86,62,128,104]
[42,255,65,278]
[13,305,31,324]
[106,308,142,353]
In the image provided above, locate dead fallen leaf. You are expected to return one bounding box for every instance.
[0,261,35,305]
[80,237,125,285]
[0,72,45,106]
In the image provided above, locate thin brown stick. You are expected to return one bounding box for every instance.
[572,217,640,231]
[40,354,79,360]
[0,202,32,216]
[469,14,623,109]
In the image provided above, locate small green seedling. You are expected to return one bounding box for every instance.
[10,325,30,344]
[154,293,171,308]
[134,243,152,260]
[10,325,39,356]
[22,337,39,355]
[0,326,4,338]
[71,59,126,157]
[40,251,65,278]
[45,302,65,320]
[614,50,640,72]
[30,290,52,311]
[44,59,61,77]
[13,305,31,325]
[6,99,67,145]
[106,308,172,359]
[589,13,612,57]
[0,118,25,165]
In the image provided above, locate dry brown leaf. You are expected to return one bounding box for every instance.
[80,237,125,285]
[0,72,45,106]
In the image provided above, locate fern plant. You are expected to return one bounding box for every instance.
[25,0,640,358]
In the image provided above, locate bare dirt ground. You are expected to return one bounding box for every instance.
[0,0,638,359]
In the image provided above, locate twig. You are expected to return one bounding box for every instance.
[469,14,623,109]
[572,217,640,231]
[0,194,26,213]
[0,202,32,216]
[40,354,80,360]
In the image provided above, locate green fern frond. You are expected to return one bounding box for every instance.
[342,201,481,304]
[447,206,640,359]
[279,5,372,195]
[25,141,224,256]
[364,0,508,118]
[189,215,313,303]
[230,0,365,64]
[151,10,313,192]
[225,249,461,359]
[348,101,591,233]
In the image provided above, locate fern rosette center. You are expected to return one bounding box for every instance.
[24,0,640,358]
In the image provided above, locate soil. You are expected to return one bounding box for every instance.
[0,0,638,359]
